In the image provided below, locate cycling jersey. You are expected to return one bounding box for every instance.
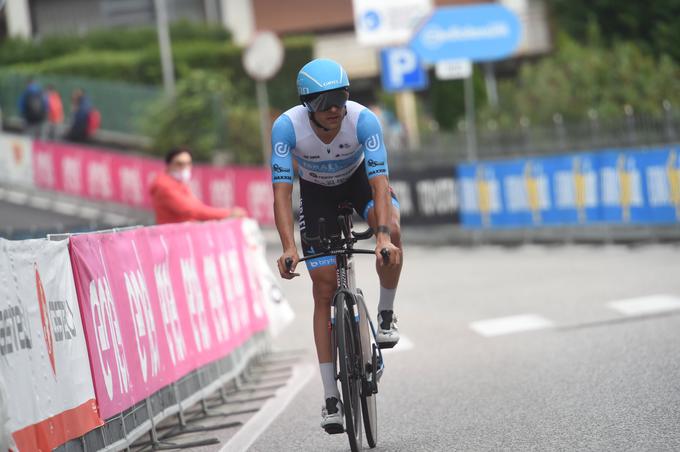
[270,101,389,186]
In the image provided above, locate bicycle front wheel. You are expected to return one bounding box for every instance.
[336,293,362,452]
[357,294,378,448]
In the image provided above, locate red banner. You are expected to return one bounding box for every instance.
[31,140,274,224]
[68,219,268,419]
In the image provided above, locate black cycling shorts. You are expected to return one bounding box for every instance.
[298,161,399,270]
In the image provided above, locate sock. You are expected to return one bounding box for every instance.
[378,286,397,313]
[320,362,339,400]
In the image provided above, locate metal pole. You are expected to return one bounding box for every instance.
[464,70,478,161]
[256,80,271,165]
[154,0,176,97]
[484,62,498,109]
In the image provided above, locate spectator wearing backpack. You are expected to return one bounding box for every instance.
[45,84,64,140]
[66,88,93,143]
[17,78,47,138]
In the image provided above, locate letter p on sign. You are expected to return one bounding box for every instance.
[380,47,428,92]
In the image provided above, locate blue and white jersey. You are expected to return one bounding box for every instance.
[270,101,389,187]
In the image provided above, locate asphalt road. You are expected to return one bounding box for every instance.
[0,199,87,231]
[242,243,680,451]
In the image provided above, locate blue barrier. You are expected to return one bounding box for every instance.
[458,147,680,228]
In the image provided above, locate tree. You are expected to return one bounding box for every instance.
[548,0,680,63]
[478,33,680,127]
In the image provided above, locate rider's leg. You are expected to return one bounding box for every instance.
[367,204,403,296]
[310,265,340,399]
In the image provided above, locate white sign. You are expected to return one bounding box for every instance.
[353,0,433,47]
[242,31,284,81]
[0,133,33,187]
[435,59,472,80]
[0,238,101,450]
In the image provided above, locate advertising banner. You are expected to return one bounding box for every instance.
[69,218,269,419]
[29,138,274,224]
[390,166,459,225]
[458,147,680,228]
[0,238,102,451]
[0,133,33,187]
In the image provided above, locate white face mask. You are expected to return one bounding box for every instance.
[170,167,191,183]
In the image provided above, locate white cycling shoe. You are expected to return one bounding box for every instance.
[321,397,344,434]
[376,310,400,349]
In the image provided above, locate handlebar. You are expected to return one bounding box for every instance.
[293,202,391,266]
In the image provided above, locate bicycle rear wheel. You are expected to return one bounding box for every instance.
[336,293,362,452]
[357,293,378,448]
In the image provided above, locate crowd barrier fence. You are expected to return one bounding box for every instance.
[0,218,293,451]
[0,132,274,226]
[459,146,680,228]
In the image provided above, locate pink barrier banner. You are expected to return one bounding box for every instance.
[69,219,268,419]
[31,140,274,224]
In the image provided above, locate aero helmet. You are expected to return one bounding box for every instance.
[297,58,350,97]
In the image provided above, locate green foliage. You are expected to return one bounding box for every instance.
[428,69,486,130]
[142,70,264,164]
[478,34,680,128]
[143,71,233,162]
[226,106,264,165]
[548,0,680,63]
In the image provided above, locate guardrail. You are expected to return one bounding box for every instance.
[0,132,274,226]
[0,218,293,451]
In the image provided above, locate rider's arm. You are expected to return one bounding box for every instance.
[357,109,392,246]
[271,114,300,276]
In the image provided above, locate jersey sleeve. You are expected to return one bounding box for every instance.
[270,114,296,184]
[357,108,389,179]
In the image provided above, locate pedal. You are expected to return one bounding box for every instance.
[324,424,345,435]
[377,340,398,349]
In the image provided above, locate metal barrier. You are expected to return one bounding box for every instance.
[54,332,270,452]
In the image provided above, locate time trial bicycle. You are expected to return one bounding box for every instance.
[286,202,389,451]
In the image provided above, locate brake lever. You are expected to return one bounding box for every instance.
[380,248,390,265]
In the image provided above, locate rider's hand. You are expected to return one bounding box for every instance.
[277,248,300,279]
[375,239,401,268]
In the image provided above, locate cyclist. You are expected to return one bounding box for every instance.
[271,58,403,432]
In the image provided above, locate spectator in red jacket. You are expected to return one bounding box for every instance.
[150,147,246,224]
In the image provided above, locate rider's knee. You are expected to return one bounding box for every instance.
[312,269,337,303]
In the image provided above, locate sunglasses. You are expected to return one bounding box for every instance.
[304,89,349,112]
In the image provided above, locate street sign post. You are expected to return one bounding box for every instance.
[243,31,284,166]
[352,0,432,47]
[434,59,472,80]
[410,4,522,63]
[410,4,521,162]
[380,47,428,92]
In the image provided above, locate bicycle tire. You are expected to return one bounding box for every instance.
[357,295,378,448]
[336,293,362,452]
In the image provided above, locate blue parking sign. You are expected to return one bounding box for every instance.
[380,47,429,92]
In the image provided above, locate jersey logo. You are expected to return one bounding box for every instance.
[274,142,290,157]
[272,164,290,173]
[365,134,381,152]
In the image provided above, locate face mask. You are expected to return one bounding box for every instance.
[170,167,191,183]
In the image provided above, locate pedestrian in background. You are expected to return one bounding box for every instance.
[45,84,64,140]
[150,147,247,224]
[65,88,92,142]
[18,77,47,138]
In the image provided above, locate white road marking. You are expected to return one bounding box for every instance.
[470,314,554,337]
[53,201,78,215]
[607,294,680,316]
[6,190,28,204]
[220,363,315,452]
[29,196,51,209]
[381,334,414,354]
